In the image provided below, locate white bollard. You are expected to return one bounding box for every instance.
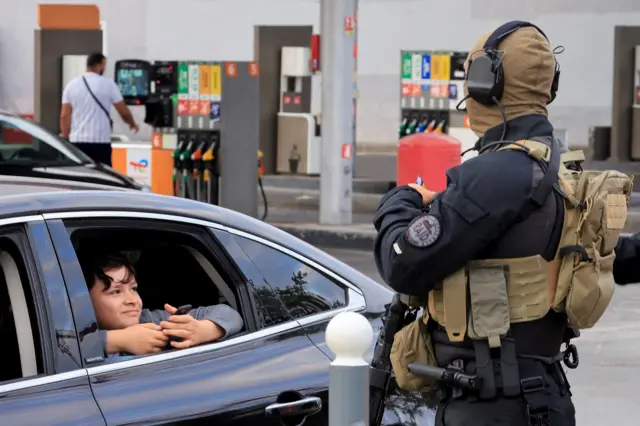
[325,311,374,426]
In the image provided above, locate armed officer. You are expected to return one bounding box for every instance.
[374,21,632,426]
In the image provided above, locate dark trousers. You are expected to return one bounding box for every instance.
[435,361,576,425]
[73,142,113,167]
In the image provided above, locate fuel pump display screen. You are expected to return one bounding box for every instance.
[114,59,151,105]
[117,69,149,96]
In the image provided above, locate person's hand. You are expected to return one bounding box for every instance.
[130,123,139,133]
[107,323,169,355]
[160,304,224,349]
[407,183,436,205]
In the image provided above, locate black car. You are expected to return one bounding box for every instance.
[0,184,437,425]
[0,111,145,191]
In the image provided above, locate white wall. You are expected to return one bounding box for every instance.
[1,0,639,149]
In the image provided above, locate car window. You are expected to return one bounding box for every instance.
[0,115,92,166]
[232,235,348,320]
[0,233,43,383]
[212,229,292,329]
[58,219,248,363]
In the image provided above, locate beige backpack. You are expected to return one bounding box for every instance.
[503,140,634,329]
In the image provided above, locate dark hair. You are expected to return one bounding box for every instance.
[78,251,136,291]
[86,52,106,68]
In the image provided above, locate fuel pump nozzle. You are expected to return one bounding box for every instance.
[416,115,428,132]
[179,136,196,199]
[191,138,207,202]
[203,136,219,205]
[172,139,187,196]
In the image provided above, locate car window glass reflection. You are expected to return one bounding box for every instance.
[0,116,91,166]
[234,236,347,319]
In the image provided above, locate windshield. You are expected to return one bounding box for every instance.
[0,115,94,166]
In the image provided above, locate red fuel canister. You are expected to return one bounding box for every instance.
[396,133,462,192]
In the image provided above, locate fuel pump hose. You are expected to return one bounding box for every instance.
[257,150,268,221]
[258,177,268,221]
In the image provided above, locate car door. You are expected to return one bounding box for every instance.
[0,218,105,426]
[215,227,372,426]
[44,212,330,426]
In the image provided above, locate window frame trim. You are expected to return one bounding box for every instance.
[0,210,367,395]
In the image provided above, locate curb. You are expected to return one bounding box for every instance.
[261,175,393,194]
[260,186,382,213]
[276,213,640,250]
[275,225,376,251]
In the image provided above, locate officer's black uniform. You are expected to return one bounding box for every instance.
[374,114,576,425]
[614,233,640,284]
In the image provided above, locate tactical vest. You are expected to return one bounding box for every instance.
[390,139,634,392]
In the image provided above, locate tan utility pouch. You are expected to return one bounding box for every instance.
[467,265,510,348]
[565,243,616,329]
[390,314,438,392]
[559,170,632,329]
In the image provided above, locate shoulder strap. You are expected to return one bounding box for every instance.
[529,139,561,209]
[82,76,113,129]
[498,138,561,220]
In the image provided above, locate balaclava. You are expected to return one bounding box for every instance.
[463,26,557,136]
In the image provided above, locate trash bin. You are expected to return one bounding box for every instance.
[397,132,462,192]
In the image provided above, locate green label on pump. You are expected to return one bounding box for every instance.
[178,62,189,99]
[402,53,412,79]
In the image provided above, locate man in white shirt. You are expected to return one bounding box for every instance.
[60,52,139,166]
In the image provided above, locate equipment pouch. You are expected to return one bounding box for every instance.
[467,265,510,348]
[390,315,438,392]
[578,171,631,256]
[565,244,616,329]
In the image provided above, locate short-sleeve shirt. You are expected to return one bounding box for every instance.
[61,72,123,143]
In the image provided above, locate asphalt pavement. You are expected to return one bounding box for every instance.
[324,247,640,426]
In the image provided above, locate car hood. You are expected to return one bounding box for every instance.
[4,163,142,189]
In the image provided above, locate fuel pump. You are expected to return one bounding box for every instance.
[179,133,196,199]
[191,135,207,202]
[202,132,220,205]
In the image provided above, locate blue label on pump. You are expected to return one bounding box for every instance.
[448,84,458,100]
[210,102,221,120]
[421,54,430,80]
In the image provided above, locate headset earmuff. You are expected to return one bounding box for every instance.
[466,20,561,107]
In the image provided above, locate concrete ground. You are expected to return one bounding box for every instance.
[324,247,640,426]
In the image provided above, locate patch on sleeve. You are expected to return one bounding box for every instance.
[404,215,441,248]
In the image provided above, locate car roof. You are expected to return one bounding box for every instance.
[0,176,134,194]
[0,187,247,226]
[0,186,298,259]
[0,185,391,311]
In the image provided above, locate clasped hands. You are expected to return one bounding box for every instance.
[108,304,224,355]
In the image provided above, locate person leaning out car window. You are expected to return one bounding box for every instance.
[78,252,244,358]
